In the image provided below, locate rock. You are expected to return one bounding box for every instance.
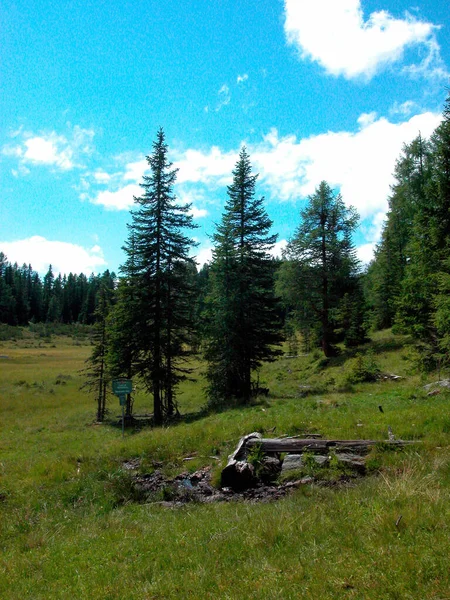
[335,453,366,474]
[424,379,450,390]
[281,454,304,472]
[281,453,328,474]
[221,460,256,491]
[258,456,282,483]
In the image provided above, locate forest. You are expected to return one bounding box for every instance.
[1,94,449,423]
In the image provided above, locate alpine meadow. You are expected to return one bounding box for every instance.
[1,1,450,598]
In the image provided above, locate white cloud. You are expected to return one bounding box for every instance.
[93,170,112,183]
[356,242,377,266]
[252,111,441,219]
[270,239,288,259]
[0,236,107,275]
[123,159,148,181]
[170,111,441,222]
[2,145,23,158]
[389,100,418,117]
[237,74,248,84]
[284,0,446,80]
[195,246,213,268]
[2,125,95,171]
[24,136,74,169]
[189,206,208,219]
[93,184,141,210]
[357,112,377,127]
[173,147,236,186]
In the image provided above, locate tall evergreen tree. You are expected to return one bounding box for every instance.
[82,281,113,422]
[278,181,362,357]
[118,128,197,424]
[206,148,282,404]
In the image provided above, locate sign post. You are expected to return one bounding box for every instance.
[112,379,133,437]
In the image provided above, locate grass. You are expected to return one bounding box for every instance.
[0,328,449,599]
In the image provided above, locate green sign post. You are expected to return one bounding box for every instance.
[112,379,133,436]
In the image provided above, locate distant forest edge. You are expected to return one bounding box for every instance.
[0,259,115,326]
[1,93,449,388]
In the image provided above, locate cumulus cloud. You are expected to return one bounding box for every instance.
[87,156,147,210]
[123,159,148,181]
[252,111,441,218]
[283,0,447,80]
[0,236,107,275]
[173,147,236,186]
[170,111,442,220]
[93,184,141,211]
[189,206,208,219]
[2,125,95,171]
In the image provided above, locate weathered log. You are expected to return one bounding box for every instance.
[222,434,417,490]
[246,437,414,455]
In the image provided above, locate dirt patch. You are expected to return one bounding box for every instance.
[131,466,356,506]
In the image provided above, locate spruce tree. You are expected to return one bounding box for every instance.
[206,148,282,405]
[118,128,197,424]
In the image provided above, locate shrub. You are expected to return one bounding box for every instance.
[344,351,380,383]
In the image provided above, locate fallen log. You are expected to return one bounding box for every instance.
[246,437,415,455]
[222,434,418,490]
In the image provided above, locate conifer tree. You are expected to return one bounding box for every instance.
[117,129,197,424]
[82,282,113,421]
[278,181,362,357]
[206,148,282,405]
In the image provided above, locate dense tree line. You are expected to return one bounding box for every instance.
[0,254,116,326]
[365,92,450,369]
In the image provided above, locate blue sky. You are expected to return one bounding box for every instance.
[1,0,449,275]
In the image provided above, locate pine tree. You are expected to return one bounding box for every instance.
[42,265,54,320]
[82,282,113,422]
[278,181,361,357]
[117,128,197,424]
[206,148,282,405]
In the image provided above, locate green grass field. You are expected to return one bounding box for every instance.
[0,330,449,599]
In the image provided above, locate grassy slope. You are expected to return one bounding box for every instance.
[0,330,449,599]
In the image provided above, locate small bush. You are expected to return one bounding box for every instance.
[343,351,380,383]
